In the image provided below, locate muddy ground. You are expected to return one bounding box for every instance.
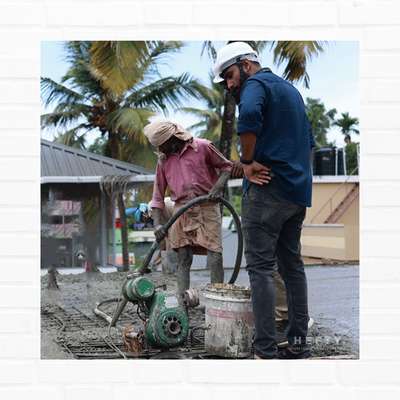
[41,270,358,360]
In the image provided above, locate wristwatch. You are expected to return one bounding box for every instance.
[240,158,253,165]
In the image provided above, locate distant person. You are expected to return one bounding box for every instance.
[126,203,153,229]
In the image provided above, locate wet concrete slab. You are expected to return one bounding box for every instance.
[191,264,359,354]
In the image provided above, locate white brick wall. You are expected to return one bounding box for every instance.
[0,0,399,398]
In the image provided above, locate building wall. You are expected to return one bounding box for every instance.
[301,181,359,261]
[305,181,359,224]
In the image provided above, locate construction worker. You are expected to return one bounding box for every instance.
[144,121,232,304]
[213,42,315,359]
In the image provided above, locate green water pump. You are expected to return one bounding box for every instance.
[110,275,191,348]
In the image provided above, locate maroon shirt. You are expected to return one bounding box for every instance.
[151,138,232,209]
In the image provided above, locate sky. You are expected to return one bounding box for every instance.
[41,41,359,147]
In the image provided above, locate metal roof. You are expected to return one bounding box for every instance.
[41,139,152,179]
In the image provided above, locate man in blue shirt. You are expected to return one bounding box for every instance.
[213,42,314,359]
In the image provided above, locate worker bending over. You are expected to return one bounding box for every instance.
[144,121,232,303]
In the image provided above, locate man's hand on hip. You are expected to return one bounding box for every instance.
[242,161,271,185]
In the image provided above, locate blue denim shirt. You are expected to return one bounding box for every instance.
[237,69,314,207]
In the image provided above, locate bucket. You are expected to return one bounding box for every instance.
[203,283,254,358]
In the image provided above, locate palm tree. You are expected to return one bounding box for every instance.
[334,112,359,144]
[305,98,337,147]
[178,74,239,160]
[41,41,204,271]
[42,42,201,152]
[202,41,326,159]
[53,130,87,149]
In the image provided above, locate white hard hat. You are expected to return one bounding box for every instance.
[213,42,259,83]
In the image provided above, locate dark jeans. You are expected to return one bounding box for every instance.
[242,181,309,358]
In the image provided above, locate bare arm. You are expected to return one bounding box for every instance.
[239,132,257,161]
[151,208,163,227]
[209,170,231,199]
[239,131,271,185]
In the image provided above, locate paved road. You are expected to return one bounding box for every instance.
[192,229,245,269]
[191,264,359,352]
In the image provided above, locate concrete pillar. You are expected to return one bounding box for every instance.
[111,196,116,266]
[100,190,107,267]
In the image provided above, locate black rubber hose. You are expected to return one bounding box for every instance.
[138,195,243,284]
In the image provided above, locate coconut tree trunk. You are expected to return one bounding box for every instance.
[82,197,100,273]
[117,193,130,271]
[219,91,236,160]
[108,131,130,272]
[218,91,236,210]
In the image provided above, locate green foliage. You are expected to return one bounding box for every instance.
[333,112,359,144]
[87,136,107,154]
[134,185,154,204]
[229,194,242,216]
[345,142,359,175]
[223,189,242,217]
[53,125,88,149]
[305,98,337,147]
[178,73,240,160]
[271,41,326,88]
[89,41,151,96]
[41,41,206,162]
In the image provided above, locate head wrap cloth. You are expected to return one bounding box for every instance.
[144,121,192,147]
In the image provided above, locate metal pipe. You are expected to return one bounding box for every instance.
[109,298,128,327]
[109,196,244,327]
[94,298,127,328]
[335,148,338,176]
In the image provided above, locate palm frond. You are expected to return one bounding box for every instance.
[61,42,104,96]
[53,123,90,149]
[189,78,224,109]
[52,101,91,115]
[272,41,326,88]
[178,107,216,120]
[147,41,183,66]
[333,112,359,136]
[41,109,86,130]
[124,73,202,112]
[138,42,184,84]
[186,120,207,132]
[41,77,85,107]
[90,41,151,96]
[107,107,153,144]
[118,139,158,169]
[201,41,217,61]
